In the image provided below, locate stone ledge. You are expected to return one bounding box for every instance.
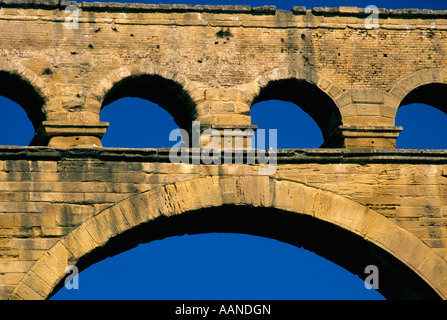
[0,146,446,164]
[0,0,276,14]
[0,0,59,7]
[310,6,447,17]
[0,0,446,17]
[30,121,109,147]
[78,2,266,13]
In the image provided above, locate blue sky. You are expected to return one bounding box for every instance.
[1,0,446,301]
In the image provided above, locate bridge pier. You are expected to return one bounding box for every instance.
[30,121,109,148]
[322,125,403,148]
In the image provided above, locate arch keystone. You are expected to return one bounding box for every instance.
[273,180,317,215]
[219,176,273,207]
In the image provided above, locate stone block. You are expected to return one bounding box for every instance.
[61,225,97,260]
[351,90,384,104]
[12,282,43,300]
[273,180,315,215]
[198,114,251,126]
[205,88,241,101]
[83,214,117,247]
[0,273,23,286]
[11,238,58,251]
[117,197,146,227]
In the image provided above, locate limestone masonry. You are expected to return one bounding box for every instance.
[0,0,446,299]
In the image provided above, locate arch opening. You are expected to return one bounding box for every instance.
[100,97,181,148]
[0,96,35,146]
[396,83,447,149]
[51,232,384,300]
[0,71,46,132]
[101,75,196,134]
[49,205,440,300]
[250,100,323,148]
[251,79,342,144]
[399,83,447,113]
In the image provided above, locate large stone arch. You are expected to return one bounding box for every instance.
[10,176,447,300]
[0,60,50,131]
[87,62,203,131]
[242,67,344,141]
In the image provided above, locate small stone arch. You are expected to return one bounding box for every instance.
[243,67,344,141]
[245,67,344,102]
[388,68,447,114]
[0,60,50,131]
[10,176,447,300]
[87,62,203,131]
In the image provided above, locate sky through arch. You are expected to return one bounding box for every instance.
[0,97,35,146]
[51,232,385,300]
[100,97,180,148]
[396,103,447,149]
[251,100,324,149]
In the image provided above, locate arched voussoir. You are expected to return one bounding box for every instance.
[87,62,202,114]
[388,68,447,103]
[245,66,344,141]
[0,60,51,101]
[244,66,344,108]
[0,59,52,130]
[11,176,447,300]
[385,68,447,123]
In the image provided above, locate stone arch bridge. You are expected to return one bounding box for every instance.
[0,0,446,299]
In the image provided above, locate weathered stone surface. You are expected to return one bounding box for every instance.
[0,1,446,147]
[0,1,447,300]
[0,148,443,299]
